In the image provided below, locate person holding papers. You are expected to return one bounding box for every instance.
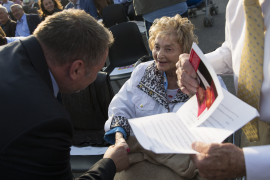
[104,15,204,179]
[176,0,270,179]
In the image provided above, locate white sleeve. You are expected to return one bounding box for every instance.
[104,62,150,132]
[205,5,233,75]
[205,42,233,75]
[243,145,270,180]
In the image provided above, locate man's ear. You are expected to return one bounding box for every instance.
[69,60,85,80]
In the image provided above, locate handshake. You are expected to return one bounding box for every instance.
[103,132,130,172]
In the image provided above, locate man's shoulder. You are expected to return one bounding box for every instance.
[26,13,40,18]
[10,19,16,24]
[9,19,16,24]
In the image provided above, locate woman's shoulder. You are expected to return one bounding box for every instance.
[128,60,155,87]
[131,60,155,78]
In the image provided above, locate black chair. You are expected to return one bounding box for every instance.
[102,22,149,85]
[61,72,114,173]
[102,4,128,28]
[33,2,40,9]
[28,7,38,14]
[61,0,69,8]
[22,5,30,13]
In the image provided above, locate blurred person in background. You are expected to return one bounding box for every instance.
[65,0,98,19]
[133,0,188,39]
[0,5,16,36]
[11,4,40,36]
[38,0,62,20]
[13,0,22,5]
[1,0,14,12]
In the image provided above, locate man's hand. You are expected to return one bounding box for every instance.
[103,142,129,172]
[176,54,199,95]
[190,142,246,180]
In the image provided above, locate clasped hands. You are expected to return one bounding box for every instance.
[176,54,246,180]
[103,132,130,172]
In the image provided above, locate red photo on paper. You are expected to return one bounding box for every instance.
[189,50,218,118]
[190,49,201,71]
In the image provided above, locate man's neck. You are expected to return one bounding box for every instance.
[18,14,24,21]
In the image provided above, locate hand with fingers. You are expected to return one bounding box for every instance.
[115,131,130,152]
[176,53,199,95]
[189,142,246,180]
[103,134,130,172]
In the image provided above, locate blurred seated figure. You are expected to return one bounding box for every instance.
[22,0,34,7]
[104,14,202,179]
[10,4,41,36]
[13,0,22,5]
[2,0,14,12]
[93,0,110,17]
[0,5,16,37]
[65,0,98,19]
[0,26,7,45]
[38,0,62,20]
[113,0,139,21]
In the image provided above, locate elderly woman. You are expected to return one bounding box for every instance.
[38,0,62,20]
[104,14,197,147]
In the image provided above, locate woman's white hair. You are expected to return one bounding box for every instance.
[0,5,8,13]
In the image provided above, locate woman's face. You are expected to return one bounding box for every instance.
[43,0,55,13]
[152,33,182,73]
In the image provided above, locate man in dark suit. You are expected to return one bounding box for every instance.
[10,4,41,36]
[65,0,98,19]
[0,9,129,179]
[0,6,16,37]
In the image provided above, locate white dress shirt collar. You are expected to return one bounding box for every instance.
[48,70,59,97]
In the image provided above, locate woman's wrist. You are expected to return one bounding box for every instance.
[115,131,124,140]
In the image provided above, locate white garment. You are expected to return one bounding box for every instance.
[6,36,25,43]
[2,1,14,12]
[205,0,270,179]
[104,61,227,136]
[166,89,178,102]
[104,61,186,136]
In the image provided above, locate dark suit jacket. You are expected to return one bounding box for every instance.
[1,19,16,37]
[26,14,41,34]
[0,36,116,180]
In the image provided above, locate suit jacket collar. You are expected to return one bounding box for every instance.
[1,19,10,29]
[20,35,54,93]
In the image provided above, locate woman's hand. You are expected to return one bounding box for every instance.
[115,132,130,152]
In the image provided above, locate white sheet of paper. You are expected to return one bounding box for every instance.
[129,88,259,154]
[70,146,108,155]
[109,63,136,76]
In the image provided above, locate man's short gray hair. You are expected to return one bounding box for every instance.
[10,4,23,10]
[0,5,8,13]
[33,9,114,68]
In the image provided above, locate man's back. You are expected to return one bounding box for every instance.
[0,37,74,179]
